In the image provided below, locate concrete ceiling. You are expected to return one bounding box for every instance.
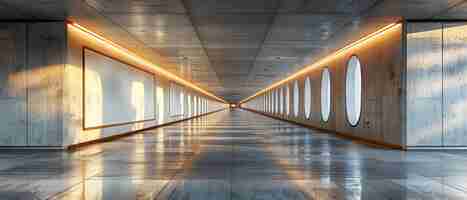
[1,0,467,102]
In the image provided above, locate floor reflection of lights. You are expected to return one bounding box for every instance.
[1,110,467,199]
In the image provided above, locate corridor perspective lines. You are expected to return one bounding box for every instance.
[1,109,467,199]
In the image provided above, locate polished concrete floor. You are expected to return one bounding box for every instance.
[1,109,467,199]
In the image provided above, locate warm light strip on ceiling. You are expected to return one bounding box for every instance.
[240,22,402,104]
[68,22,227,104]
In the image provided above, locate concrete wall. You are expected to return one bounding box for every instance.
[64,23,226,147]
[0,22,66,147]
[406,22,443,147]
[0,23,28,146]
[243,24,404,148]
[0,21,226,148]
[406,22,467,147]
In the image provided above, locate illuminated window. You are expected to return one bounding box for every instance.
[346,56,362,126]
[187,94,191,117]
[271,91,273,113]
[202,98,205,113]
[304,77,312,119]
[193,96,198,115]
[202,98,205,114]
[170,82,183,116]
[274,89,279,114]
[275,89,279,114]
[156,86,164,124]
[293,80,300,117]
[199,98,203,114]
[286,84,290,116]
[272,91,274,113]
[279,87,284,114]
[273,90,277,114]
[201,98,204,114]
[180,90,185,116]
[268,92,271,113]
[321,68,331,122]
[266,92,269,113]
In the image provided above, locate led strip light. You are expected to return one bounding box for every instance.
[68,22,228,104]
[240,22,402,104]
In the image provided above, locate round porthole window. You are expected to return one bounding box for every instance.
[286,85,290,116]
[346,56,362,126]
[269,91,274,114]
[275,89,279,114]
[321,68,331,122]
[304,77,312,119]
[273,90,276,114]
[293,80,300,117]
[279,87,284,114]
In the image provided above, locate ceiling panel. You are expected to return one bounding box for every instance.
[2,0,467,102]
[85,0,186,14]
[185,0,280,102]
[86,0,223,93]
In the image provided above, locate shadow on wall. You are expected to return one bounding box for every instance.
[0,22,64,146]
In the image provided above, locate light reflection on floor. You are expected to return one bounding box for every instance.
[1,109,467,199]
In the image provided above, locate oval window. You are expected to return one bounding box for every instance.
[271,90,274,113]
[274,89,278,114]
[279,87,284,114]
[272,90,276,114]
[304,77,312,119]
[188,95,192,117]
[346,56,362,126]
[193,96,197,115]
[267,93,270,113]
[321,68,331,122]
[286,85,290,116]
[293,80,300,117]
[269,92,273,113]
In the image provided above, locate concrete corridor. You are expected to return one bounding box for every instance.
[1,109,467,199]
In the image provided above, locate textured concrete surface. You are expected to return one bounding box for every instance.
[407,22,467,147]
[243,24,403,147]
[0,22,66,147]
[64,25,225,147]
[406,22,444,147]
[1,109,467,199]
[2,1,467,101]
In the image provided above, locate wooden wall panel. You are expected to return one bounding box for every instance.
[27,22,65,146]
[0,24,27,146]
[443,23,467,146]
